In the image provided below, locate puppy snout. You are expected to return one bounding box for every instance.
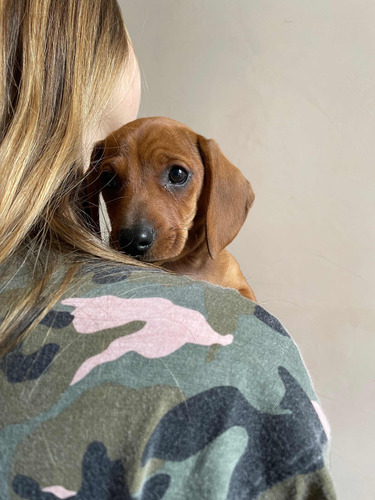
[118,224,155,257]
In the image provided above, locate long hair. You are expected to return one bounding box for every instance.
[0,0,144,354]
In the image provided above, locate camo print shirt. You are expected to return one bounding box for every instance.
[0,262,336,500]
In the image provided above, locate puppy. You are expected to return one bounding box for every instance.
[85,117,256,301]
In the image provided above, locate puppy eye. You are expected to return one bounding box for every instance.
[168,166,189,184]
[100,170,118,191]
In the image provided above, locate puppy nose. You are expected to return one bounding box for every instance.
[118,224,155,257]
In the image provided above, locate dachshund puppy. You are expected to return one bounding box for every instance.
[85,117,256,301]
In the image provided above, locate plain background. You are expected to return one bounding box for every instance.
[119,1,375,498]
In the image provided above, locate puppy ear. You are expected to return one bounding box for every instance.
[82,141,104,235]
[197,135,255,259]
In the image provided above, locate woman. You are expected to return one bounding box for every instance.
[0,1,336,498]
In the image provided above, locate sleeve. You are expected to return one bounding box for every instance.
[0,264,336,499]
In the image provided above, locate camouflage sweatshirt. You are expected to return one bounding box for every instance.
[0,262,336,499]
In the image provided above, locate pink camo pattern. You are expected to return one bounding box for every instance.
[311,400,331,440]
[61,296,233,385]
[42,486,76,498]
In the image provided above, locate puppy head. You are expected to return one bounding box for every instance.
[85,117,205,262]
[85,117,254,263]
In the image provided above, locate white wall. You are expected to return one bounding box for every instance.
[119,2,375,498]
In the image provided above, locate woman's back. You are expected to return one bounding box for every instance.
[0,259,335,499]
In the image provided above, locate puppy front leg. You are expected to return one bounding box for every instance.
[213,250,257,302]
[164,250,256,301]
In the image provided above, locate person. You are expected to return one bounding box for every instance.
[0,1,336,499]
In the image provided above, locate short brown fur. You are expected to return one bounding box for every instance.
[85,117,256,301]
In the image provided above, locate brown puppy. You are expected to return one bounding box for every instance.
[85,117,256,301]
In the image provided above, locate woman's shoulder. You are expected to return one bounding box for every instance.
[0,262,335,499]
[15,262,315,404]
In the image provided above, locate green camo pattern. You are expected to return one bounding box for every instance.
[0,263,336,499]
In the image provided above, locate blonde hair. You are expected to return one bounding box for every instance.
[0,0,143,354]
